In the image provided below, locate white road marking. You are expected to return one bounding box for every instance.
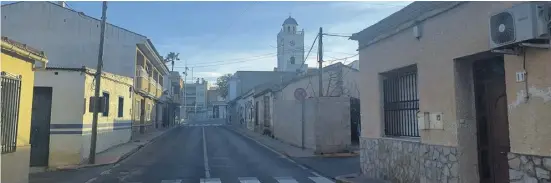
[160,180,182,183]
[84,177,97,183]
[202,127,211,178]
[100,169,111,175]
[201,178,221,183]
[309,176,334,183]
[274,177,299,183]
[311,171,322,177]
[238,177,261,183]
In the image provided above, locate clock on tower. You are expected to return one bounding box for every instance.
[276,16,305,72]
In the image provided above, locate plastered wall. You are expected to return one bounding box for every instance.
[504,49,551,156]
[358,2,522,146]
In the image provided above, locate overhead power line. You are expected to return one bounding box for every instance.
[298,34,319,71]
[185,52,276,66]
[325,50,357,56]
[174,54,277,68]
[181,46,313,68]
[304,34,319,62]
[323,33,352,38]
[324,53,359,63]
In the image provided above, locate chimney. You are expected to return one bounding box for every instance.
[57,1,66,8]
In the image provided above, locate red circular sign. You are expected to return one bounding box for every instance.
[294,88,307,101]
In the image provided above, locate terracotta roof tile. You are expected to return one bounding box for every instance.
[1,36,45,57]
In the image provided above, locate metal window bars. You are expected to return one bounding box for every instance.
[1,71,22,154]
[383,71,420,137]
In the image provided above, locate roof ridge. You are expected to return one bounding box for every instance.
[2,1,147,39]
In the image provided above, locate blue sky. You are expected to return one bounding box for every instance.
[5,1,410,82]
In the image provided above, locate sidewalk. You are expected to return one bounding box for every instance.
[335,174,390,183]
[229,126,361,179]
[55,126,176,171]
[231,126,315,157]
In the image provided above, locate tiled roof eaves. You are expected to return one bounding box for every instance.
[1,36,46,58]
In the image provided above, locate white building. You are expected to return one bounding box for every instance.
[1,1,152,79]
[1,1,170,168]
[184,79,208,119]
[276,16,306,72]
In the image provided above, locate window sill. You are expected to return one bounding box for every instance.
[381,136,421,143]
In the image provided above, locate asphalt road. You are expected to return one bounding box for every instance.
[54,119,333,183]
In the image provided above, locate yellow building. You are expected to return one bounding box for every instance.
[133,40,169,136]
[1,37,48,183]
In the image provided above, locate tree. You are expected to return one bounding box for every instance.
[164,52,180,71]
[216,74,232,99]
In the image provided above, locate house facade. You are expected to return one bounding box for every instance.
[33,67,133,167]
[351,2,551,183]
[276,62,360,100]
[1,1,170,168]
[134,41,169,135]
[167,71,183,124]
[1,37,48,183]
[1,1,170,137]
[227,71,296,101]
[184,80,208,119]
[206,88,228,119]
[229,63,361,153]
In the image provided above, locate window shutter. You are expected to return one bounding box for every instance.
[101,96,108,114]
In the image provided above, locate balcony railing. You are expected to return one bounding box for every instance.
[149,78,157,97]
[136,65,148,78]
[136,76,149,93]
[146,78,164,99]
[157,85,163,98]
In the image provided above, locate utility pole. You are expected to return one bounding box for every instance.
[89,1,108,164]
[318,27,323,97]
[191,67,195,118]
[191,67,194,84]
[183,64,189,120]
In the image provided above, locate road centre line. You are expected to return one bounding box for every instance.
[202,127,211,178]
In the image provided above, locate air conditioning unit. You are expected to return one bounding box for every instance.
[489,2,550,49]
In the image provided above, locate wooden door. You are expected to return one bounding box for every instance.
[474,58,510,183]
[263,96,270,127]
[30,87,53,167]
